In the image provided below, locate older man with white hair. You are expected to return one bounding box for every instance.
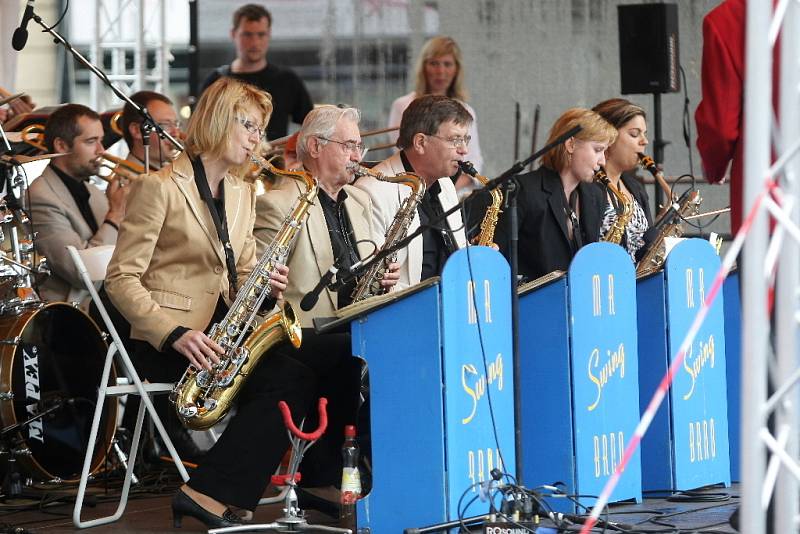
[255,104,399,324]
[254,104,398,514]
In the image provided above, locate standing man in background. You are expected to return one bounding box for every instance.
[200,3,313,141]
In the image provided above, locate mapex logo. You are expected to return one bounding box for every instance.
[485,527,530,534]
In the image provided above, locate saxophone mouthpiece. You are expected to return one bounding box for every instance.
[638,153,662,177]
[353,164,384,179]
[458,160,477,177]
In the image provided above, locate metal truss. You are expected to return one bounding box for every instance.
[89,0,169,111]
[741,0,800,532]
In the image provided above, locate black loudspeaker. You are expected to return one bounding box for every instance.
[618,3,680,94]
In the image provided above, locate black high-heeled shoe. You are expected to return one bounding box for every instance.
[171,489,243,529]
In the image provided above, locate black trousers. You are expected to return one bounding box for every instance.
[178,329,360,511]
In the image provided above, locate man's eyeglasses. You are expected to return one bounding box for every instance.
[317,136,365,154]
[237,117,267,140]
[156,120,181,131]
[428,134,471,149]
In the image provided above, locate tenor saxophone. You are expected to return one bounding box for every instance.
[351,165,425,302]
[459,160,503,248]
[636,188,702,277]
[595,167,634,245]
[170,156,318,430]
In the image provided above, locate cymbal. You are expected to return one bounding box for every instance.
[0,92,25,108]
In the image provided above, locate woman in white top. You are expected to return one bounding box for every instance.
[388,36,483,177]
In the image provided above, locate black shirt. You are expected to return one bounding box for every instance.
[399,152,458,281]
[51,165,98,234]
[317,188,360,308]
[201,63,313,140]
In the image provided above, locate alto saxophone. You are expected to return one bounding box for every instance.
[636,187,702,277]
[170,156,318,430]
[459,160,502,247]
[595,167,633,245]
[351,165,425,302]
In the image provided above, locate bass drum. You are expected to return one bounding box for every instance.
[0,303,117,482]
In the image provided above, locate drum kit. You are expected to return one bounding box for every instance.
[0,94,119,496]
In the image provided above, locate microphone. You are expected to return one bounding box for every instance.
[300,265,339,312]
[299,255,372,312]
[12,0,36,52]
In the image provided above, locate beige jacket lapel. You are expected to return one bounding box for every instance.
[303,185,337,310]
[170,154,226,266]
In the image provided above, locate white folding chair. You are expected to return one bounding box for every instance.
[66,245,190,528]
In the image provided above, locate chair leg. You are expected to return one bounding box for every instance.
[73,346,127,528]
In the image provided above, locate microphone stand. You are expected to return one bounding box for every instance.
[26,7,183,156]
[317,125,581,510]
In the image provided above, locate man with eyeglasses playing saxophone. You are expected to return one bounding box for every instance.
[254,104,400,516]
[355,94,470,289]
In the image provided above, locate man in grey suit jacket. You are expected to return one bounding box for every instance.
[355,94,471,289]
[30,103,129,302]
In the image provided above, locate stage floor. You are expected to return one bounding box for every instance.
[0,462,739,533]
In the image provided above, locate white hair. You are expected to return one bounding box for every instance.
[296,105,361,162]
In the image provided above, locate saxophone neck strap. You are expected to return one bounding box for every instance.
[191,156,239,293]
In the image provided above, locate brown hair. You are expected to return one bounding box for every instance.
[413,36,467,101]
[592,98,646,130]
[396,95,472,150]
[44,103,101,152]
[541,108,617,171]
[120,90,173,148]
[232,3,271,30]
[185,77,273,174]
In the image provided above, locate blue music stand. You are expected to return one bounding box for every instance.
[636,238,731,491]
[341,247,516,532]
[518,242,643,512]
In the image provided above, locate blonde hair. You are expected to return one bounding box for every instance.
[185,77,273,173]
[541,108,618,172]
[413,36,468,101]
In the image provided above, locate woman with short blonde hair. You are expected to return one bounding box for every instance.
[106,77,290,529]
[483,108,616,281]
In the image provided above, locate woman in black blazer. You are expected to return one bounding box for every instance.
[485,108,617,282]
[592,98,655,261]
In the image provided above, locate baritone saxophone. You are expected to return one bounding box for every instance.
[170,156,318,430]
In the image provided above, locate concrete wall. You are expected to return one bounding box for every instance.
[436,0,730,235]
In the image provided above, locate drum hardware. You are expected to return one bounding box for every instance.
[0,337,20,346]
[0,392,13,400]
[0,397,69,498]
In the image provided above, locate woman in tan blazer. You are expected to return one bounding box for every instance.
[105,78,288,528]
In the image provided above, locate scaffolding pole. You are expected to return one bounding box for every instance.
[89,0,170,111]
[742,0,800,532]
